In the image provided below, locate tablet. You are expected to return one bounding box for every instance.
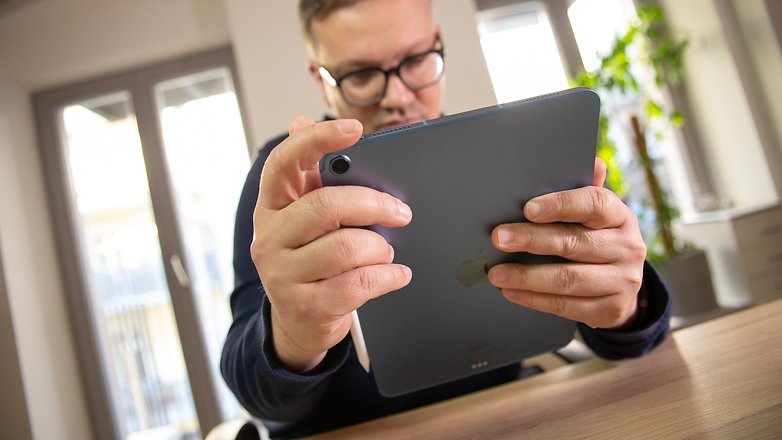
[320,87,600,397]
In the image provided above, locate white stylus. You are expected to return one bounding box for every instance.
[350,310,370,372]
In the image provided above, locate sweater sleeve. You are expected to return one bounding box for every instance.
[578,261,672,359]
[219,135,351,424]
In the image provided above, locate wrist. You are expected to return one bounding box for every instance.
[611,305,639,330]
[270,311,327,373]
[605,286,648,331]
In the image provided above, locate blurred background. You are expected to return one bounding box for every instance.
[1,0,780,439]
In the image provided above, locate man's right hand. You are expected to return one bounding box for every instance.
[251,117,413,373]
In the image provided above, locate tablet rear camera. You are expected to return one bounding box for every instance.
[329,155,351,175]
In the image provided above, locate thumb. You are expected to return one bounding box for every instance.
[289,115,316,137]
[593,157,607,187]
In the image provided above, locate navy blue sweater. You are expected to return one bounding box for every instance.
[221,134,672,438]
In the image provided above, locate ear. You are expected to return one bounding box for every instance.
[307,59,333,109]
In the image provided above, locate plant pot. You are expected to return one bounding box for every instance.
[652,249,719,316]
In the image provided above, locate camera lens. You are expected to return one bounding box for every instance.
[329,155,351,175]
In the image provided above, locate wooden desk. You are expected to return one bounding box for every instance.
[311,299,782,439]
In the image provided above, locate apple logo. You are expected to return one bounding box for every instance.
[455,247,491,287]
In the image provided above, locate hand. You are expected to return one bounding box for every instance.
[251,117,413,372]
[487,158,646,329]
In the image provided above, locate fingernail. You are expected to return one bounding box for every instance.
[525,201,541,219]
[492,267,508,283]
[402,265,413,279]
[398,201,412,221]
[338,119,359,134]
[497,227,512,245]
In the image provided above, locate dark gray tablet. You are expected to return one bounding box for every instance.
[320,87,600,397]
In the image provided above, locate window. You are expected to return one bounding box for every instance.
[475,0,718,217]
[34,47,249,440]
[477,0,637,101]
[476,0,661,226]
[153,68,250,421]
[477,1,569,102]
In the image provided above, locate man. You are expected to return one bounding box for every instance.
[221,0,671,437]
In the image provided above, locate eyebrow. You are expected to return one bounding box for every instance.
[331,59,381,76]
[329,38,435,77]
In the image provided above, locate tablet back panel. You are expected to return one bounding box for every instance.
[321,88,600,396]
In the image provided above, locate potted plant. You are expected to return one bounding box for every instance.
[571,3,717,317]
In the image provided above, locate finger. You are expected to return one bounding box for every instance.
[272,185,412,248]
[500,289,631,328]
[491,222,620,263]
[288,115,315,136]
[258,118,363,210]
[502,289,603,322]
[523,186,630,230]
[311,264,412,316]
[288,117,326,197]
[488,262,632,297]
[286,228,396,282]
[285,116,321,195]
[593,157,607,187]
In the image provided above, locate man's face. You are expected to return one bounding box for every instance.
[309,0,444,134]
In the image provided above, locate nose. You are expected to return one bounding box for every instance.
[379,72,415,108]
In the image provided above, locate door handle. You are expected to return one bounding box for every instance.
[169,254,191,288]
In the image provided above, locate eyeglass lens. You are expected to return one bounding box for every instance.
[341,51,444,106]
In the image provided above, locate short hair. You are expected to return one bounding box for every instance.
[298,0,432,49]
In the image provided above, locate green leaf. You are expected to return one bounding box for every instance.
[671,111,685,127]
[574,2,695,259]
[645,100,663,119]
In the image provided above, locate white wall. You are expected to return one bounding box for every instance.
[0,71,93,440]
[223,0,323,148]
[225,0,497,148]
[661,0,779,211]
[735,0,782,170]
[0,1,233,438]
[0,0,231,91]
[435,0,497,114]
[0,235,33,440]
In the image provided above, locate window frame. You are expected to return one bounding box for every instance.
[32,46,249,440]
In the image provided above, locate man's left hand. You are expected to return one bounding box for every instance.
[487,158,646,329]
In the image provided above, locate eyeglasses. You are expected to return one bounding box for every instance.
[318,38,445,107]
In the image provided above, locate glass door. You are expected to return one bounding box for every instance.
[59,91,200,439]
[153,67,249,419]
[35,48,249,440]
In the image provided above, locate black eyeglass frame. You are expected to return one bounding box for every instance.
[318,37,445,107]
